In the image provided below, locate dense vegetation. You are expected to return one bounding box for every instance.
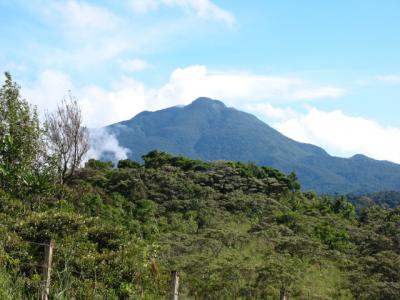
[348,191,400,211]
[1,151,400,299]
[1,74,399,299]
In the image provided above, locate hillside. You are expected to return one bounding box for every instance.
[1,152,399,299]
[348,191,400,211]
[106,97,400,194]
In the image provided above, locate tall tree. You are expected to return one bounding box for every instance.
[0,72,44,196]
[45,95,90,184]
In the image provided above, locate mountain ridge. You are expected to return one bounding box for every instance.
[105,97,400,194]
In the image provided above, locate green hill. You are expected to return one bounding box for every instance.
[1,152,399,299]
[106,97,400,194]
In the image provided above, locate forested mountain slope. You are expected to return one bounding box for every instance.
[1,152,399,299]
[106,98,400,194]
[348,190,400,211]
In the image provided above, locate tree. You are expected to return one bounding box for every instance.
[45,95,90,184]
[333,196,356,219]
[117,159,140,169]
[256,254,304,299]
[0,72,45,196]
[287,172,301,193]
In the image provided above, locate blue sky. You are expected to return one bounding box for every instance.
[1,0,400,162]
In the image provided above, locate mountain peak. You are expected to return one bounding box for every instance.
[350,154,369,160]
[188,97,226,109]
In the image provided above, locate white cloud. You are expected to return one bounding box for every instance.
[79,76,149,127]
[154,65,344,106]
[23,66,345,127]
[22,0,131,69]
[87,128,130,161]
[243,103,299,121]
[118,58,150,72]
[131,0,235,25]
[17,1,234,72]
[272,107,400,164]
[376,74,400,85]
[42,0,120,34]
[23,70,74,119]
[22,70,148,127]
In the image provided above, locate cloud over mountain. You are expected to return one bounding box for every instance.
[23,65,343,127]
[22,65,400,165]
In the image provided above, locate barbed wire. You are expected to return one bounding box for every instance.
[24,241,51,247]
[0,240,51,247]
[15,261,44,268]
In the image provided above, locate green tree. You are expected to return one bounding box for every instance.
[0,72,46,197]
[287,172,301,192]
[256,254,304,299]
[333,196,356,219]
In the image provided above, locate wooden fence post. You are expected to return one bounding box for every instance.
[280,287,287,300]
[41,240,54,300]
[170,271,180,300]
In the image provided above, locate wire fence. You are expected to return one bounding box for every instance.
[1,239,181,299]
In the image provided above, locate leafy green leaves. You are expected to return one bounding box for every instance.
[0,72,48,198]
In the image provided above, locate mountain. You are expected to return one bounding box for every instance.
[105,97,400,194]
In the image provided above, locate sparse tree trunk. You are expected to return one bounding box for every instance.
[45,95,89,184]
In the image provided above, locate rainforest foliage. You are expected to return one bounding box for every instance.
[0,74,399,299]
[1,151,399,299]
[347,191,400,211]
